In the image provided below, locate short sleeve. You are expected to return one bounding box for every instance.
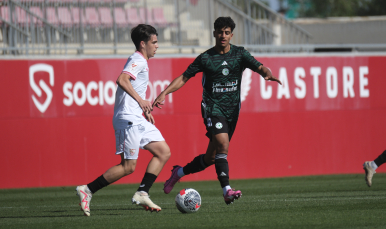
[121,59,146,80]
[183,54,203,78]
[241,48,262,71]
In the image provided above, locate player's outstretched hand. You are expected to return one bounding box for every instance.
[139,98,153,113]
[144,111,155,124]
[153,93,165,109]
[264,75,282,85]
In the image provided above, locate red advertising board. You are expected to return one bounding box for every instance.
[0,54,386,188]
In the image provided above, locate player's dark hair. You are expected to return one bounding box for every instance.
[131,24,158,51]
[214,17,236,32]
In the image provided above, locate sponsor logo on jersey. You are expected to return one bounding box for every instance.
[222,68,229,76]
[212,80,238,93]
[222,61,228,66]
[215,122,223,129]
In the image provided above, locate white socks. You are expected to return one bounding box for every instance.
[177,167,185,178]
[371,161,378,170]
[223,185,231,196]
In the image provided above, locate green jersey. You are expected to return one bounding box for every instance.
[183,44,262,121]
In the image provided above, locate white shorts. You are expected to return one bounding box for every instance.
[115,121,165,160]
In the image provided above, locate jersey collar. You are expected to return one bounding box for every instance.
[135,51,148,62]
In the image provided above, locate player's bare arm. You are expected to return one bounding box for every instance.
[153,74,189,109]
[116,72,153,113]
[256,65,282,85]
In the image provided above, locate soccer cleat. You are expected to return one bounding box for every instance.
[223,189,242,205]
[132,191,161,212]
[76,185,92,216]
[163,165,182,194]
[363,161,376,187]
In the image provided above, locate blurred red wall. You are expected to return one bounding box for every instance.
[0,54,385,188]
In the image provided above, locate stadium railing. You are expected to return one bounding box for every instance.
[0,0,384,56]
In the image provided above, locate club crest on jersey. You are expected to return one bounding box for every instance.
[130,149,136,156]
[222,68,229,76]
[215,122,223,129]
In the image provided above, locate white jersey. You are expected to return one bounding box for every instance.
[113,51,149,129]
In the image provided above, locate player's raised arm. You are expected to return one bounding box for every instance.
[116,72,153,113]
[153,74,189,109]
[256,65,282,85]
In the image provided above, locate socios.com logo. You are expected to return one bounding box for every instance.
[29,63,173,114]
[29,64,54,113]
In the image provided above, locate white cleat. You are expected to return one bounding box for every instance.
[76,185,92,216]
[363,161,376,187]
[132,191,161,212]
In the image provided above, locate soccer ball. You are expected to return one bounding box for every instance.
[175,188,201,213]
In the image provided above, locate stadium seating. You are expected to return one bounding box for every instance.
[0,7,10,25]
[80,0,103,3]
[99,7,113,27]
[152,7,168,28]
[71,7,86,25]
[113,8,128,27]
[139,7,154,25]
[46,7,59,25]
[84,7,100,26]
[57,7,73,26]
[15,7,27,25]
[126,8,141,26]
[30,7,44,26]
[18,0,44,2]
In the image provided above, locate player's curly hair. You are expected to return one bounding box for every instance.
[214,17,236,32]
[131,24,158,51]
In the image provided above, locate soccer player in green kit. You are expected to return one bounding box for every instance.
[153,17,282,205]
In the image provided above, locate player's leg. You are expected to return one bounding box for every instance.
[76,153,136,216]
[163,140,215,194]
[132,123,169,212]
[76,127,139,216]
[182,115,219,175]
[364,149,386,187]
[213,132,230,191]
[102,155,137,183]
[211,132,241,205]
[163,116,218,194]
[136,141,171,196]
[183,140,217,175]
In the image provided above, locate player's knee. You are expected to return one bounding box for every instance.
[216,143,229,154]
[160,149,171,162]
[122,162,136,176]
[205,155,216,165]
[158,144,171,161]
[123,166,135,176]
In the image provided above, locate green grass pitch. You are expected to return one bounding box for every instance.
[1,174,386,229]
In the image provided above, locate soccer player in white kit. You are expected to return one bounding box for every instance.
[75,24,171,216]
